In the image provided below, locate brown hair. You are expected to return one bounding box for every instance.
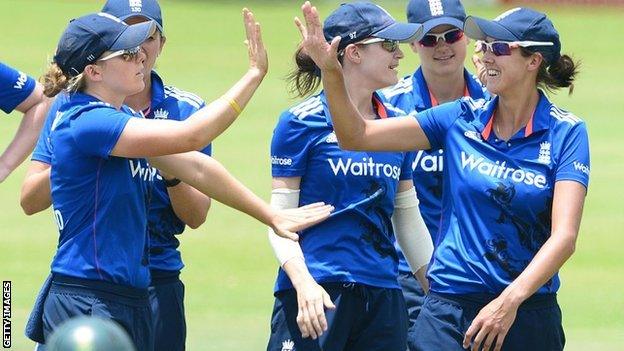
[40,62,87,97]
[286,46,345,98]
[521,49,579,95]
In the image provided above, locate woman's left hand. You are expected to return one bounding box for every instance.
[242,8,268,77]
[462,294,520,351]
[295,1,342,72]
[270,202,334,241]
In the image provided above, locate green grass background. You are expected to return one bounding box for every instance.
[0,0,623,349]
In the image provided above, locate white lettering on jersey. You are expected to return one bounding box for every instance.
[271,156,293,166]
[413,149,443,172]
[428,0,444,16]
[464,130,482,142]
[128,160,158,182]
[573,161,590,175]
[460,151,547,189]
[327,157,401,180]
[13,72,28,89]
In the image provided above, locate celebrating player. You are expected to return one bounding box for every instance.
[379,0,489,348]
[297,3,588,351]
[266,3,432,350]
[0,61,50,182]
[30,10,331,350]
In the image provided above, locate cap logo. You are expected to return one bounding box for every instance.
[428,0,444,16]
[129,0,143,13]
[349,31,357,39]
[494,7,521,22]
[98,12,125,24]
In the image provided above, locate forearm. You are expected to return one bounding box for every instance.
[414,265,430,293]
[282,257,316,289]
[0,102,48,180]
[320,67,367,149]
[150,152,275,227]
[20,167,52,215]
[183,70,264,149]
[502,231,576,304]
[167,182,211,229]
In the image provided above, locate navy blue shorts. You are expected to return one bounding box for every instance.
[267,282,408,351]
[149,269,186,351]
[397,272,425,350]
[412,292,565,351]
[42,274,153,351]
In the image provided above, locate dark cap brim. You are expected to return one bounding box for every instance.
[110,20,155,51]
[464,16,518,41]
[373,22,424,42]
[422,17,465,34]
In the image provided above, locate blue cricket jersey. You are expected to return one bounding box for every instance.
[49,92,154,289]
[271,91,413,292]
[144,72,211,273]
[381,68,490,274]
[0,61,36,113]
[33,72,211,276]
[415,91,590,294]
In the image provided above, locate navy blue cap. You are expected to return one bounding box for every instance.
[102,0,164,33]
[407,0,466,34]
[54,12,155,77]
[464,7,561,63]
[323,2,423,51]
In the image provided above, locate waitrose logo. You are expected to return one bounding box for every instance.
[460,151,547,189]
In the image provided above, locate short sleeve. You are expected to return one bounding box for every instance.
[32,94,69,164]
[271,112,317,177]
[399,152,414,181]
[0,62,36,113]
[71,108,133,158]
[415,100,464,150]
[555,122,590,188]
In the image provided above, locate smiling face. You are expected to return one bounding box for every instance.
[480,39,542,96]
[345,39,405,90]
[411,24,468,77]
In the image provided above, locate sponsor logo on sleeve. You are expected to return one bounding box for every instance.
[573,161,590,175]
[13,72,28,90]
[271,156,293,166]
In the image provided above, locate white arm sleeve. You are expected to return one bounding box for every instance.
[391,187,434,273]
[268,188,305,266]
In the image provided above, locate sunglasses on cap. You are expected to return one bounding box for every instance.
[357,37,400,53]
[419,28,464,47]
[98,46,142,62]
[476,40,554,56]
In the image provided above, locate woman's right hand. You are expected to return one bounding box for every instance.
[293,276,336,339]
[242,8,268,77]
[294,1,342,72]
[270,202,334,241]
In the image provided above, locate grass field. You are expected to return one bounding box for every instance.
[0,0,623,350]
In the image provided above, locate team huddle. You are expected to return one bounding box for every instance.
[0,0,590,350]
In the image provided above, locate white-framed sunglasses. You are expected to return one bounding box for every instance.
[98,46,142,62]
[355,37,400,53]
[476,40,553,56]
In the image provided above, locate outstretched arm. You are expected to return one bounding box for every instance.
[112,9,268,158]
[294,2,429,152]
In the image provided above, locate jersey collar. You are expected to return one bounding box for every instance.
[321,90,389,126]
[412,67,489,109]
[480,90,551,141]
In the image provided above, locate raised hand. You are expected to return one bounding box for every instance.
[242,8,268,76]
[294,1,341,72]
[270,202,333,241]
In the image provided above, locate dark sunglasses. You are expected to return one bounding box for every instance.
[357,38,400,53]
[419,28,464,47]
[477,40,554,56]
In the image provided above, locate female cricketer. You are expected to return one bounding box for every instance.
[31,10,331,350]
[266,3,433,350]
[22,1,213,350]
[379,0,489,347]
[297,2,589,350]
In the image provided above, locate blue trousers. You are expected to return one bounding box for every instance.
[42,274,153,351]
[267,282,408,351]
[398,273,426,350]
[412,292,565,351]
[149,270,186,351]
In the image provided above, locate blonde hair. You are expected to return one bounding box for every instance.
[40,63,87,97]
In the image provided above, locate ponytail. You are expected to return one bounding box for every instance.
[40,62,86,97]
[286,46,322,98]
[521,49,580,95]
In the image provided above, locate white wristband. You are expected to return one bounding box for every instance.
[268,188,305,266]
[391,187,434,273]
